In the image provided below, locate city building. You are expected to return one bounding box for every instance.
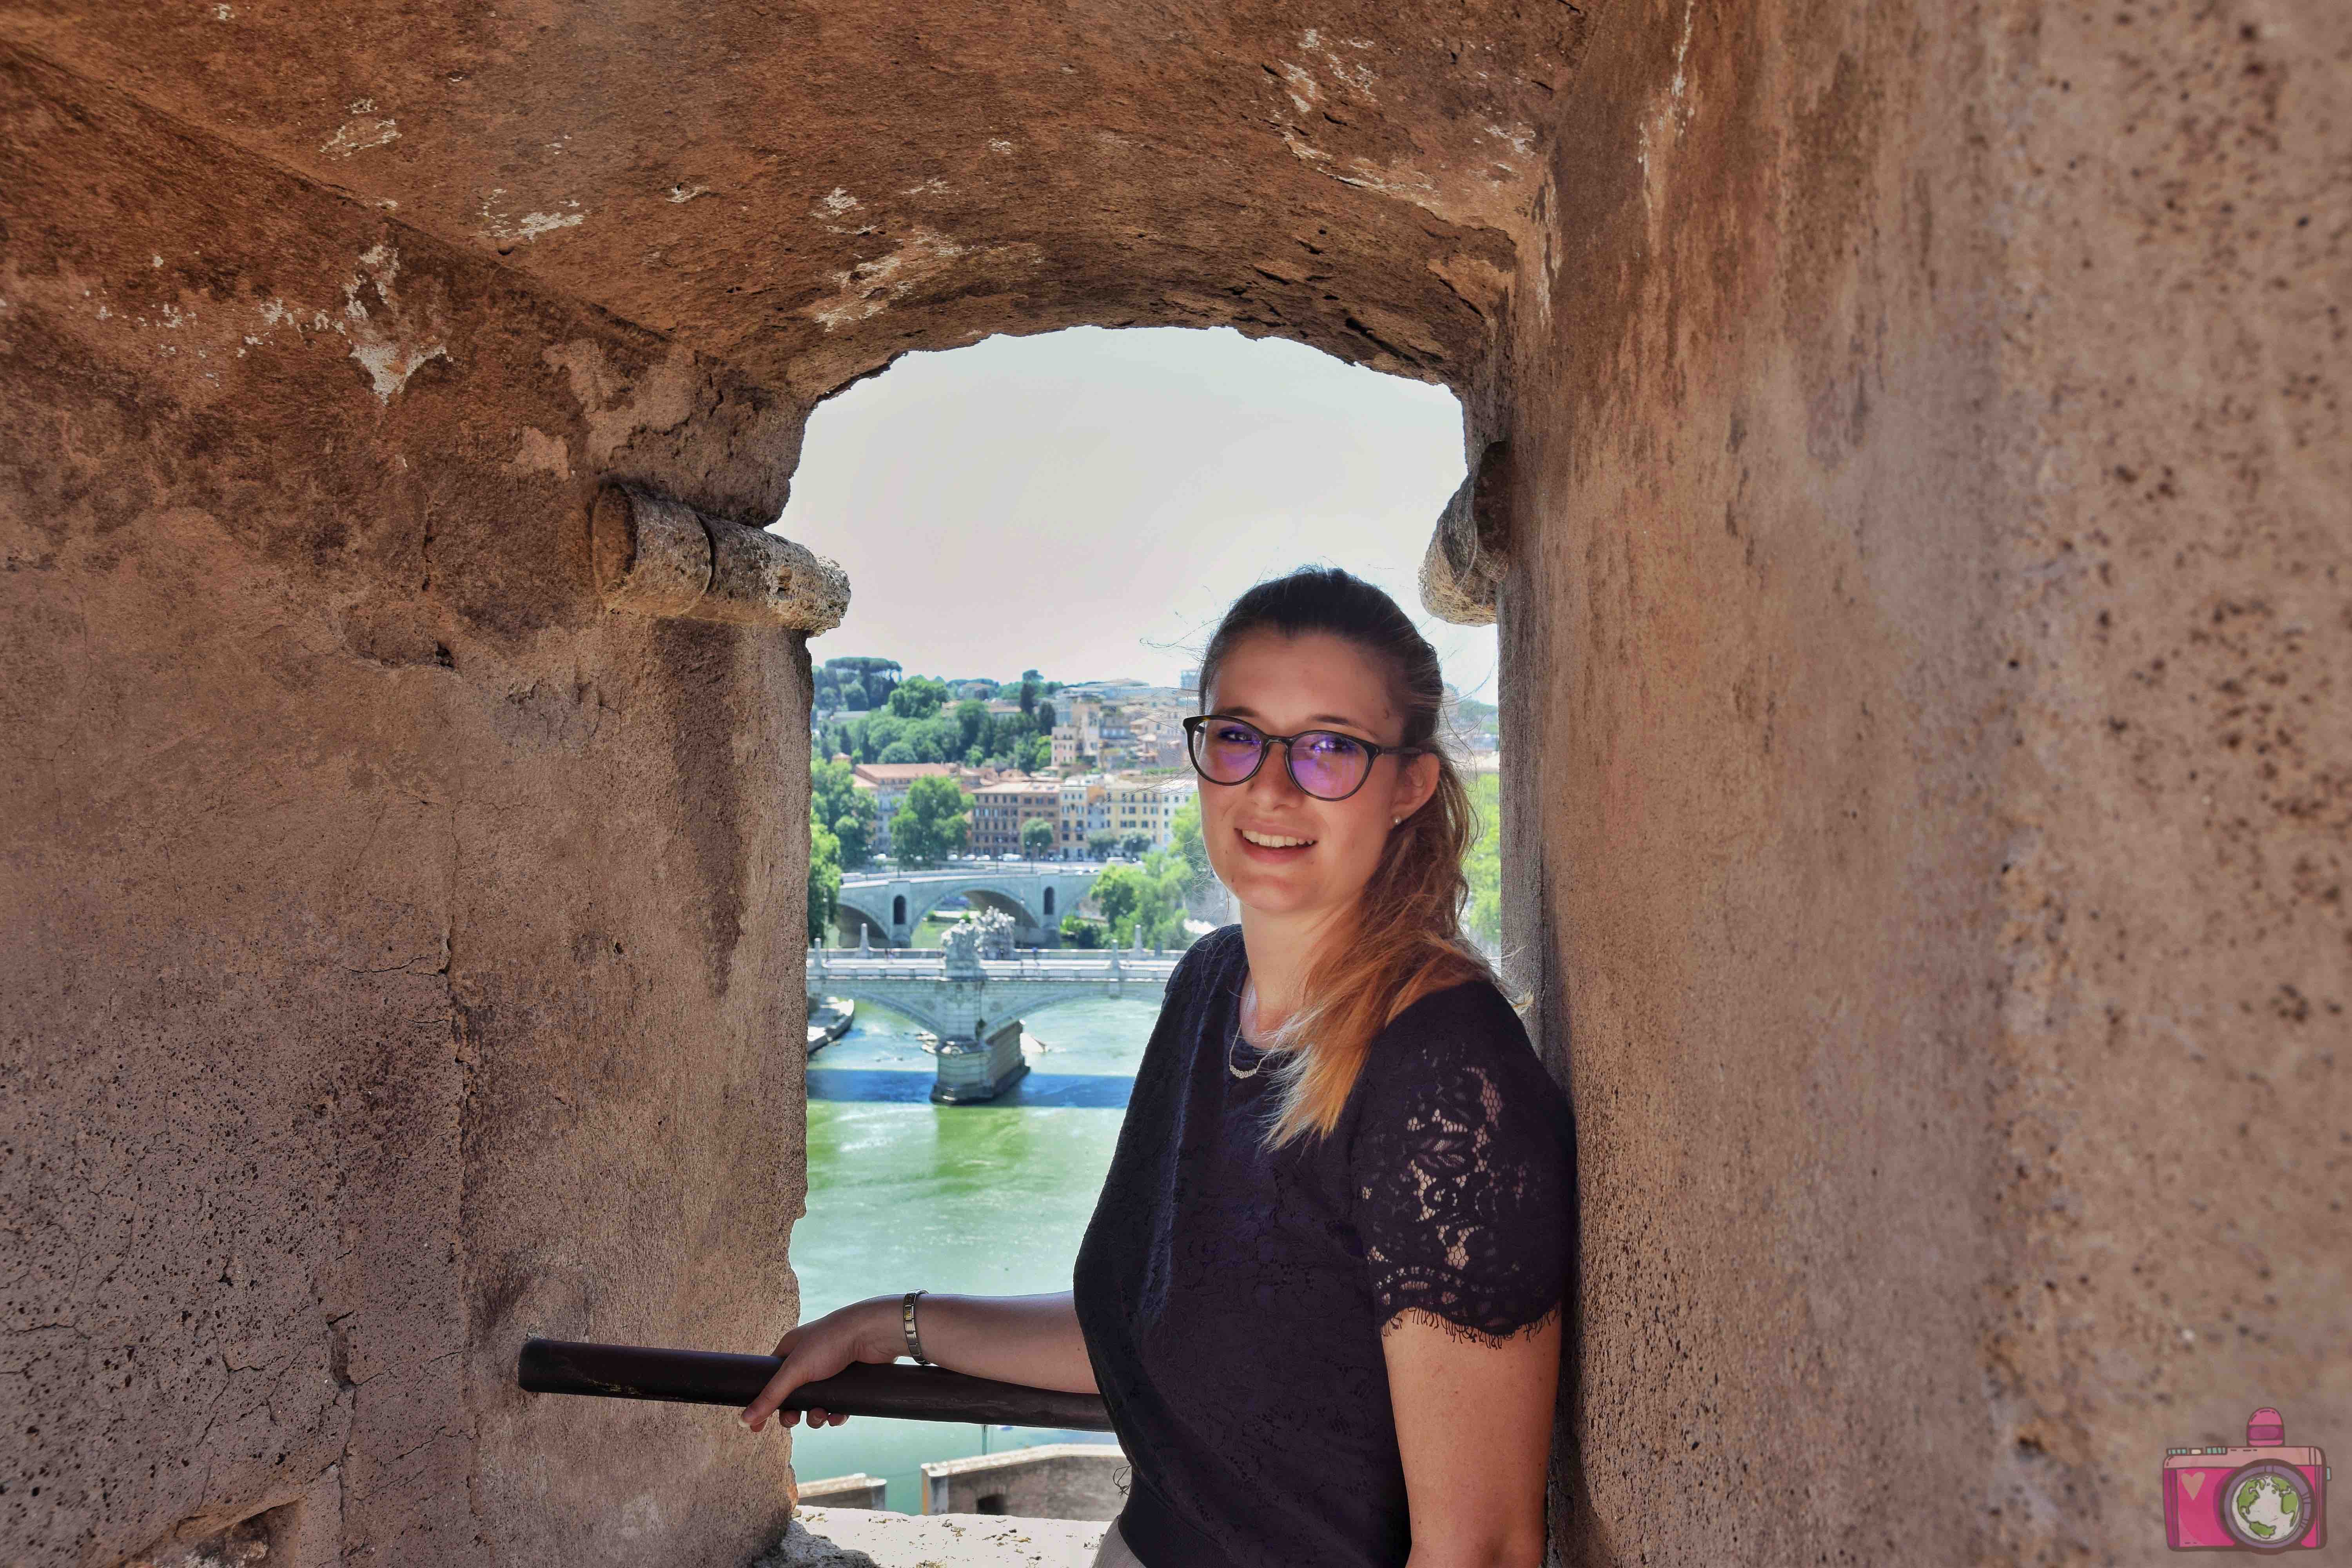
[1056,775,1113,858]
[969,777,1063,857]
[852,762,962,857]
[1102,774,1195,851]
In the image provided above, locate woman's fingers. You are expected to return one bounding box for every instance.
[741,1359,805,1432]
[742,1299,889,1432]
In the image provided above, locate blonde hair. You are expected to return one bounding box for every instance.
[1197,568,1498,1149]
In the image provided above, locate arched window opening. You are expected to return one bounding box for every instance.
[786,325,1502,1508]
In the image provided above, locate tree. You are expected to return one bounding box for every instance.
[1058,913,1106,949]
[1018,673,1040,719]
[822,656,901,714]
[887,675,950,720]
[954,698,989,755]
[1120,831,1152,859]
[916,713,962,761]
[1463,770,1501,951]
[891,775,971,868]
[1017,734,1053,774]
[1022,817,1056,859]
[807,821,842,944]
[812,759,876,867]
[1091,864,1144,931]
[1085,829,1119,860]
[1035,699,1056,732]
[860,713,908,760]
[1088,857,1192,950]
[1169,797,1208,886]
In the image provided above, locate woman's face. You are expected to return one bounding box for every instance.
[1196,630,1439,926]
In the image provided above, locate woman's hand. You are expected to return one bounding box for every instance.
[740,1295,903,1434]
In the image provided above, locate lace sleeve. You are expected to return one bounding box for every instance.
[1352,1034,1572,1344]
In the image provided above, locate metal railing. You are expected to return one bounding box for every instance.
[518,1338,1112,1430]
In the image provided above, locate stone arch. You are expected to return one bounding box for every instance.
[998,989,1165,1024]
[891,893,907,926]
[810,987,956,1042]
[944,885,1041,931]
[831,902,892,948]
[1043,887,1056,917]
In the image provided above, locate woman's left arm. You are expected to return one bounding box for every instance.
[1352,1011,1577,1568]
[1383,1310,1559,1568]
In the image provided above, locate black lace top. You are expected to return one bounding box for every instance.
[1073,925,1577,1568]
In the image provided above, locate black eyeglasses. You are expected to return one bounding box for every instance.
[1181,714,1426,802]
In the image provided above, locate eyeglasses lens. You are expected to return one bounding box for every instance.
[1290,731,1369,798]
[1190,721,1370,799]
[1195,720,1266,784]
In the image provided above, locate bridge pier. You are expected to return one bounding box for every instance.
[930,1018,1031,1103]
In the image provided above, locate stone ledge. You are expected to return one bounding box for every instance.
[764,1508,1107,1568]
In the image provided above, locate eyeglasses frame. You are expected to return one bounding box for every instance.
[1179,713,1430,803]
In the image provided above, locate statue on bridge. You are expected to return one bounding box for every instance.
[942,909,1018,976]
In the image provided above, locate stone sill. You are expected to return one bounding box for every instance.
[766,1507,1107,1568]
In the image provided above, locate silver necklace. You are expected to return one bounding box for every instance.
[1227,976,1267,1079]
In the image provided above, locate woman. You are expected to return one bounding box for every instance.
[744,567,1577,1568]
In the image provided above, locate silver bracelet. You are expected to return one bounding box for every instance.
[902,1289,933,1366]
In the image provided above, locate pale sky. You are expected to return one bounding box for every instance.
[775,325,1498,703]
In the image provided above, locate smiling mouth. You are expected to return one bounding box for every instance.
[1238,828,1317,849]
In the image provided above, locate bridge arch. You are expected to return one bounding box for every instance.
[916,884,1040,933]
[812,990,958,1041]
[834,866,1105,949]
[832,902,893,948]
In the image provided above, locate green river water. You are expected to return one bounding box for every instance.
[787,992,1159,1511]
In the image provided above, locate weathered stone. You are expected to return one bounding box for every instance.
[0,45,804,1568]
[592,482,851,631]
[1418,439,1514,624]
[753,1518,883,1568]
[780,1510,1104,1568]
[592,485,715,617]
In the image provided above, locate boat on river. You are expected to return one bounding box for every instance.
[806,996,857,1054]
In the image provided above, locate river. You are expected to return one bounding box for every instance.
[786,993,1160,1510]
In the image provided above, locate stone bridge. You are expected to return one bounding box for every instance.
[835,862,1105,947]
[808,944,1178,1101]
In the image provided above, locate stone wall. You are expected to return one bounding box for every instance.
[921,1445,1129,1521]
[1494,0,2347,1563]
[1,50,815,1568]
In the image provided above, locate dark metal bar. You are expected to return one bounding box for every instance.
[516,1338,1114,1432]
